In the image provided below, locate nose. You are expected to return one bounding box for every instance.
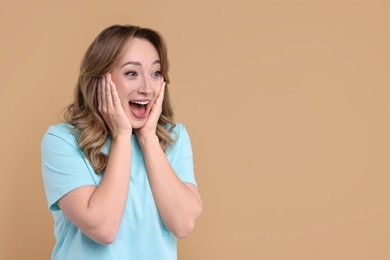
[137,77,153,95]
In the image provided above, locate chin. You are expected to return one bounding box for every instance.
[130,119,147,130]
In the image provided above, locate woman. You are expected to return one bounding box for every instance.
[41,25,203,259]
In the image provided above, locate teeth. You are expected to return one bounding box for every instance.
[131,101,149,105]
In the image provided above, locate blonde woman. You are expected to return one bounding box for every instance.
[41,25,203,259]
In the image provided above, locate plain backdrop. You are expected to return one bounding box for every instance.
[1,1,389,259]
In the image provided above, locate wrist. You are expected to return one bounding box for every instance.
[137,133,159,148]
[111,132,132,142]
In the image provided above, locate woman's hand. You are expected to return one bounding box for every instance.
[135,81,166,141]
[98,73,132,138]
[58,74,133,245]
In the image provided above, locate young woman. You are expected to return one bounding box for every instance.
[41,25,203,259]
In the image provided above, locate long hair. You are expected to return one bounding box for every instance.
[64,25,176,174]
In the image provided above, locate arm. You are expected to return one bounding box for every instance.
[138,135,203,239]
[58,74,132,244]
[136,83,203,239]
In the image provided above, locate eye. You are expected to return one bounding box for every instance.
[125,71,138,78]
[151,71,161,79]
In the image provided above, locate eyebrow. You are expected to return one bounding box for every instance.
[121,59,160,68]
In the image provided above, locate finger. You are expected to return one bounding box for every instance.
[110,81,121,109]
[100,76,107,113]
[97,78,102,112]
[105,74,113,109]
[148,82,165,120]
[107,73,119,108]
[155,81,166,107]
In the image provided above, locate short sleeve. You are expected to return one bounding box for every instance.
[41,125,97,211]
[169,124,197,186]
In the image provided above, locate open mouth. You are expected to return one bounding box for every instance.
[129,100,150,119]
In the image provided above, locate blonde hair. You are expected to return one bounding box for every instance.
[64,25,175,174]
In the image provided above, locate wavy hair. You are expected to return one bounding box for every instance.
[64,25,176,174]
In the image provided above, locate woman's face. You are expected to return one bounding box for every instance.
[110,37,164,129]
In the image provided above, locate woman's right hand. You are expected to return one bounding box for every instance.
[98,73,132,138]
[57,73,132,244]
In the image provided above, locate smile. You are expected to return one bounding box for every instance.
[130,101,149,106]
[129,100,150,119]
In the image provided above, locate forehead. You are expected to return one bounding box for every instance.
[119,37,159,64]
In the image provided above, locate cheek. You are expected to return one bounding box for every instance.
[153,84,162,96]
[113,86,128,107]
[151,87,161,103]
[114,87,124,100]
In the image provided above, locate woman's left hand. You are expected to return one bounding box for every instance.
[135,81,166,141]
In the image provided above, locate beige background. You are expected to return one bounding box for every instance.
[1,0,389,259]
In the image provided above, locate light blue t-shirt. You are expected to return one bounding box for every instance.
[41,123,197,260]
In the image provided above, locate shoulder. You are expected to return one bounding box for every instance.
[170,122,187,137]
[167,122,191,142]
[46,123,75,135]
[167,122,192,151]
[42,123,78,147]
